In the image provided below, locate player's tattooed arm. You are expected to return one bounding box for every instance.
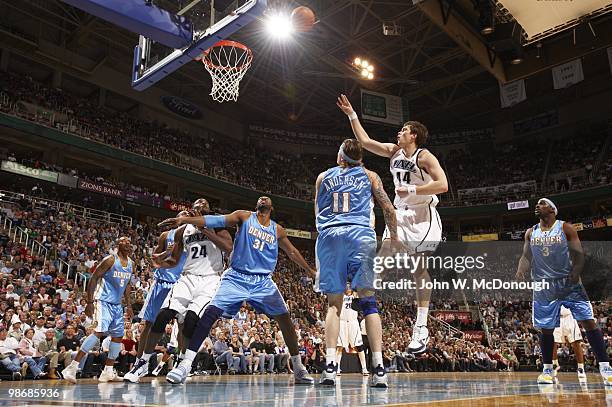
[515,228,533,281]
[563,221,585,283]
[84,255,114,316]
[154,225,187,268]
[314,172,324,218]
[277,225,316,278]
[368,170,398,240]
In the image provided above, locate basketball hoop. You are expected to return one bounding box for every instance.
[200,40,253,103]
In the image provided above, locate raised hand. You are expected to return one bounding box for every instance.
[336,94,355,116]
[158,217,182,229]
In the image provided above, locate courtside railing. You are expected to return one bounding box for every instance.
[0,212,48,265]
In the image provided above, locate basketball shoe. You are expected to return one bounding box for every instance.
[166,363,189,385]
[600,365,612,386]
[577,367,587,383]
[62,360,79,384]
[124,358,149,383]
[537,367,555,384]
[407,325,429,354]
[370,365,388,388]
[294,367,314,384]
[319,363,337,386]
[98,367,122,382]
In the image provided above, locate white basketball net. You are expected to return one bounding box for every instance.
[202,41,253,103]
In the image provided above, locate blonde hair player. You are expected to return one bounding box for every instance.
[336,94,448,354]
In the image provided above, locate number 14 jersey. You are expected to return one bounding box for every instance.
[391,148,438,208]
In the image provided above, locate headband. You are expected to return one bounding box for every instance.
[540,198,558,215]
[338,145,360,165]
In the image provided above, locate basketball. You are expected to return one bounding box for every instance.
[291,6,316,32]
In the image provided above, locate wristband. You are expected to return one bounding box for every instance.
[204,215,226,229]
[348,111,358,121]
[407,184,417,196]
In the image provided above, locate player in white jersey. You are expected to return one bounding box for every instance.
[337,94,448,354]
[336,286,369,376]
[125,198,232,383]
[552,305,587,382]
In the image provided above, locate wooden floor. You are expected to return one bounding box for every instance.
[0,372,608,406]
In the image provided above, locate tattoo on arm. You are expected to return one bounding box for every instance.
[372,173,398,239]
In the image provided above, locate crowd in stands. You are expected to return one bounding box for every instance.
[2,70,611,207]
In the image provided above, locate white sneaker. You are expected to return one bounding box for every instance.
[319,363,337,386]
[98,368,121,383]
[407,325,429,354]
[167,364,189,385]
[124,358,149,383]
[294,367,314,384]
[577,367,587,383]
[537,368,555,385]
[152,362,165,377]
[370,365,388,388]
[600,365,612,386]
[62,362,79,384]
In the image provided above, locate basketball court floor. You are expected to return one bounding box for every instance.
[0,372,609,406]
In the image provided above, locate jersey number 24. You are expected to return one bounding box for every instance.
[190,245,207,259]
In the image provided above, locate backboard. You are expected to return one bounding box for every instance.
[131,0,266,91]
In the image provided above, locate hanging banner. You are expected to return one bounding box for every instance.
[286,229,313,239]
[361,89,404,126]
[552,59,584,89]
[432,311,472,324]
[608,47,612,76]
[507,200,529,211]
[499,79,526,108]
[463,331,485,342]
[78,179,124,199]
[461,233,499,242]
[1,161,59,183]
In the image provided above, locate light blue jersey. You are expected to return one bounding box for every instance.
[530,220,572,280]
[154,228,186,283]
[530,219,593,329]
[316,166,373,232]
[230,212,278,275]
[95,254,133,304]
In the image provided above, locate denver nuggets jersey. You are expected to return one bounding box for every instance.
[154,228,186,283]
[316,166,374,231]
[340,294,358,322]
[530,220,572,280]
[96,254,133,304]
[230,212,278,275]
[182,224,224,277]
[390,148,439,208]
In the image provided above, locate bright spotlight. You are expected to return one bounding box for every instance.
[367,65,374,72]
[361,60,369,68]
[266,13,294,39]
[361,69,369,77]
[354,57,362,66]
[367,73,374,80]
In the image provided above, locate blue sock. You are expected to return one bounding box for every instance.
[540,332,554,365]
[585,328,609,363]
[187,305,223,353]
[80,334,98,353]
[108,341,121,360]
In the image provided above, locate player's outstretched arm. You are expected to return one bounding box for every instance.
[516,228,533,281]
[337,94,398,158]
[158,210,251,229]
[84,255,114,316]
[563,222,585,283]
[397,150,448,198]
[366,170,398,241]
[202,228,234,254]
[277,225,316,278]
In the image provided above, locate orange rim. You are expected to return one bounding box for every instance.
[201,40,253,71]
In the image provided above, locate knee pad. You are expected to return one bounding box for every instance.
[183,310,199,339]
[108,341,121,360]
[152,308,177,333]
[358,296,378,316]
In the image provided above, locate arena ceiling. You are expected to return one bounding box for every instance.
[0,0,610,133]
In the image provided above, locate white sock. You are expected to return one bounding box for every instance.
[70,360,79,368]
[104,365,113,372]
[372,352,383,368]
[415,307,429,326]
[181,349,197,367]
[326,348,336,366]
[141,352,152,362]
[600,361,610,370]
[544,363,553,370]
[578,363,584,370]
[290,355,303,370]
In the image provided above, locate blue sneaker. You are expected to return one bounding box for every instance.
[166,365,188,385]
[537,368,554,384]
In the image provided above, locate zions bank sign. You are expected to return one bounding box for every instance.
[161,96,203,120]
